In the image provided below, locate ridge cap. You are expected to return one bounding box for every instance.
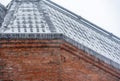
[45,0,120,44]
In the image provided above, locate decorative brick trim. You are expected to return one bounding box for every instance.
[61,42,120,78]
[0,33,120,70]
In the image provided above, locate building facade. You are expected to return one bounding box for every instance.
[0,0,120,81]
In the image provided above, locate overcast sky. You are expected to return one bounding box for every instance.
[0,0,120,38]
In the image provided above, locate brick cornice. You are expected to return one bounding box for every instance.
[0,38,120,78]
[61,41,120,78]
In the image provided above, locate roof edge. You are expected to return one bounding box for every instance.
[45,0,120,44]
[0,33,120,70]
[3,0,120,44]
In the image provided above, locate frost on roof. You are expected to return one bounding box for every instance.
[0,0,120,69]
[0,1,54,33]
[0,3,7,27]
[44,1,120,65]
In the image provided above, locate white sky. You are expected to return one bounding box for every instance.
[0,0,120,38]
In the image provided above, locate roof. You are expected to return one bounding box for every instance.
[0,0,120,69]
[0,3,7,26]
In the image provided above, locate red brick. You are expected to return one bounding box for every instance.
[0,39,120,81]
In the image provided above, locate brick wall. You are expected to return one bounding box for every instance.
[61,48,119,81]
[0,39,120,81]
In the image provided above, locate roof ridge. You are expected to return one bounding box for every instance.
[0,1,20,33]
[45,0,120,44]
[0,3,6,9]
[15,0,39,2]
[37,1,57,32]
[0,0,57,33]
[0,0,120,70]
[0,3,7,27]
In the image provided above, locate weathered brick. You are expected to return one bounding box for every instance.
[0,39,120,81]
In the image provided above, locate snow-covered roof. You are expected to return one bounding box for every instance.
[0,0,120,69]
[0,3,7,26]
